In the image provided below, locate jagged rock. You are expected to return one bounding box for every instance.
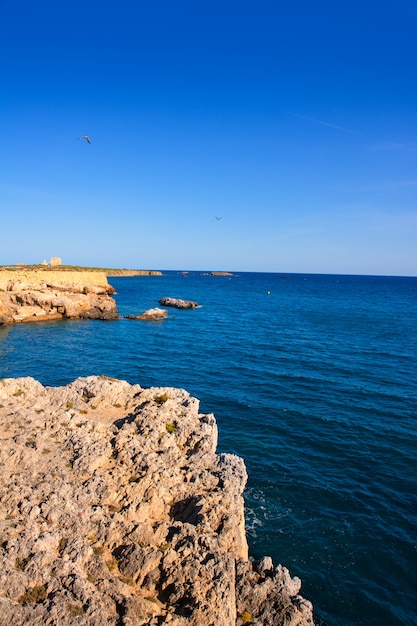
[0,376,314,625]
[0,299,13,324]
[159,297,199,309]
[126,308,168,321]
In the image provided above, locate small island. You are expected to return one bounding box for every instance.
[210,271,235,276]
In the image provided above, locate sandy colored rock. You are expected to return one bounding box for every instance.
[0,272,118,324]
[0,270,110,291]
[0,376,314,625]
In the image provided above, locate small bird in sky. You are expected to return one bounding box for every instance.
[215,216,222,221]
[78,135,91,144]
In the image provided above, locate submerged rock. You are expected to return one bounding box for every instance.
[0,376,314,625]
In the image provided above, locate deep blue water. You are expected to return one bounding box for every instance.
[1,271,416,625]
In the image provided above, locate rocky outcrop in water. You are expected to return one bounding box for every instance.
[210,272,235,277]
[0,272,119,324]
[0,376,314,625]
[158,298,199,309]
[126,308,168,321]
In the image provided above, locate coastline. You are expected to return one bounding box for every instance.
[2,271,416,624]
[0,266,163,284]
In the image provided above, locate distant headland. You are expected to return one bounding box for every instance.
[0,260,163,278]
[1,260,236,279]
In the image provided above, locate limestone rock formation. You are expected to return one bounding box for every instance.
[0,376,314,625]
[0,275,119,324]
[159,297,199,309]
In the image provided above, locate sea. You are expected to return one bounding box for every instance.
[1,271,416,625]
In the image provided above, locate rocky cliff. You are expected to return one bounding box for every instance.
[0,271,118,324]
[0,376,314,625]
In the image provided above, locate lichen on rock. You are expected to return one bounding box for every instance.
[0,376,314,625]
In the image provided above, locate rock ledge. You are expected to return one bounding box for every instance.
[0,376,314,625]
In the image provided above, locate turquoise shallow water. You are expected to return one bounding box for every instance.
[1,272,416,625]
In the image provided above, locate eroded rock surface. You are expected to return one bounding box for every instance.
[0,376,314,625]
[0,277,118,324]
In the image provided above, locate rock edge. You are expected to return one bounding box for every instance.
[0,376,314,625]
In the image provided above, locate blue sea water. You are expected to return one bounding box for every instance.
[1,271,416,625]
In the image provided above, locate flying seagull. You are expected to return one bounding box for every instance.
[78,135,91,144]
[215,216,222,221]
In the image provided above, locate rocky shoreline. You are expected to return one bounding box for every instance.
[0,268,240,325]
[0,376,314,625]
[0,271,119,324]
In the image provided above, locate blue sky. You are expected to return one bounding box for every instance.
[1,0,416,275]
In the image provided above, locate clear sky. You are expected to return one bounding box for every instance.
[1,0,416,275]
